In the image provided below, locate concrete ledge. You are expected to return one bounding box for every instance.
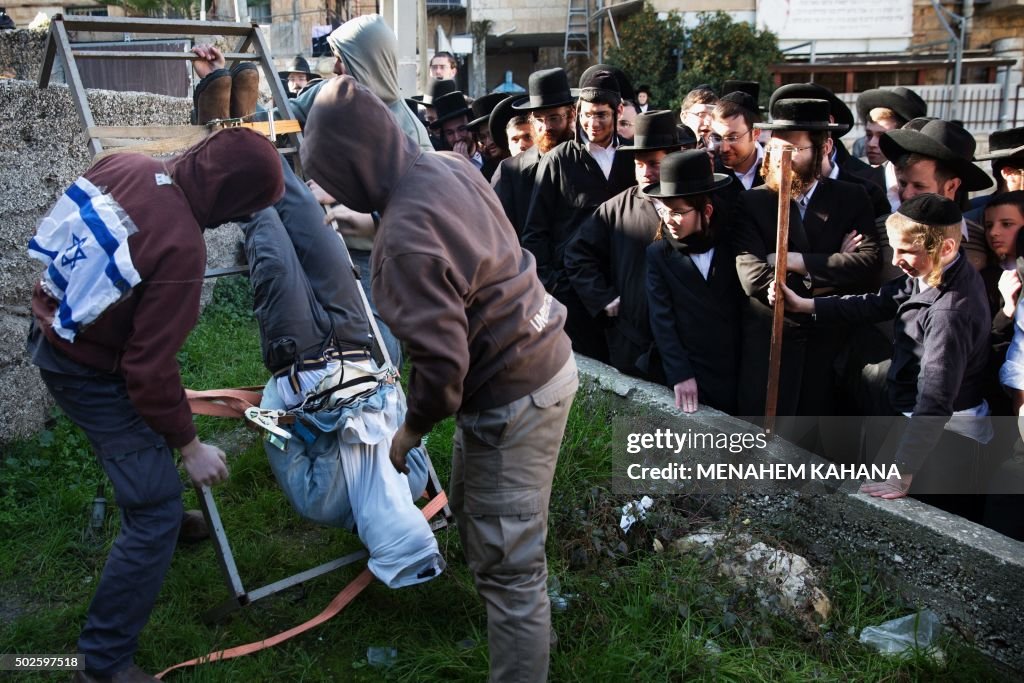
[574,353,1024,672]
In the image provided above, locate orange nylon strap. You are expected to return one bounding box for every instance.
[185,388,264,419]
[156,491,449,679]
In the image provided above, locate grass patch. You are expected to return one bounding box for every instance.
[0,277,1009,681]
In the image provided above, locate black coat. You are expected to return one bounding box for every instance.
[646,239,744,413]
[836,165,890,219]
[731,179,881,415]
[521,139,636,298]
[815,253,991,470]
[490,147,542,236]
[565,186,660,378]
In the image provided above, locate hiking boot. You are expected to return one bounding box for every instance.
[193,68,231,124]
[229,62,260,120]
[177,509,209,544]
[72,664,159,682]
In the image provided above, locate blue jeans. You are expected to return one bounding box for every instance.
[29,330,183,677]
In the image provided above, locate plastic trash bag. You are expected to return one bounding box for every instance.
[859,609,941,655]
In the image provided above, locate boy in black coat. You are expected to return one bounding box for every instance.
[645,150,744,413]
[774,194,992,500]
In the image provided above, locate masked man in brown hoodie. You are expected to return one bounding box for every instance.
[27,128,284,683]
[302,77,578,683]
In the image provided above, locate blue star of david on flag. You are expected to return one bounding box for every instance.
[60,233,89,270]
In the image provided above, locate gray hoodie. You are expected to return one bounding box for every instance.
[288,14,431,153]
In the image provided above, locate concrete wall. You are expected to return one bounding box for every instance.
[0,75,243,444]
[574,354,1024,672]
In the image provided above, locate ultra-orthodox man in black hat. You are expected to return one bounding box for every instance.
[491,67,577,234]
[522,66,637,362]
[770,82,889,218]
[564,111,690,381]
[730,98,881,424]
[878,117,992,276]
[465,92,508,181]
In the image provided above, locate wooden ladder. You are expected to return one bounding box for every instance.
[38,14,302,159]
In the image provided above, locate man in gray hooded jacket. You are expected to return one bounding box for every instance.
[303,76,578,683]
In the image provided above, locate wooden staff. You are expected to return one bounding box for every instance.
[764,146,793,435]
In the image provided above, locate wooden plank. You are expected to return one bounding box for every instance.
[244,119,302,135]
[71,50,254,60]
[53,14,257,36]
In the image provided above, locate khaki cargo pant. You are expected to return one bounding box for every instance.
[450,356,578,683]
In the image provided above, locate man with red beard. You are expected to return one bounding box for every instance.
[731,98,880,420]
[491,68,576,235]
[522,67,637,362]
[565,111,690,381]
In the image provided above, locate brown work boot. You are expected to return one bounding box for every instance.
[71,664,159,682]
[193,68,231,124]
[177,509,209,544]
[229,62,260,120]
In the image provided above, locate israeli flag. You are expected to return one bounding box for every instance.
[28,177,142,341]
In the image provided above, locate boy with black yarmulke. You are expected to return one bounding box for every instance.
[774,193,992,502]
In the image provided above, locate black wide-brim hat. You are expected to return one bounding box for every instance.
[620,110,688,152]
[488,95,522,151]
[428,90,473,129]
[467,92,507,131]
[977,126,1024,161]
[512,68,575,112]
[856,86,927,125]
[278,55,313,78]
[644,149,732,198]
[769,82,852,137]
[756,98,844,132]
[407,78,458,109]
[880,119,993,192]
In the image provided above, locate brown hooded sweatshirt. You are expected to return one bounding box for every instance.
[301,77,572,435]
[31,127,285,448]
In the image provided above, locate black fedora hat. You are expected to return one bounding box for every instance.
[769,82,852,136]
[410,78,458,106]
[428,90,473,129]
[488,95,523,151]
[880,119,993,191]
[856,87,927,126]
[467,92,507,131]
[511,68,575,111]
[676,124,698,147]
[977,126,1024,161]
[620,111,688,152]
[757,98,844,132]
[278,55,314,78]
[644,149,732,198]
[903,116,938,131]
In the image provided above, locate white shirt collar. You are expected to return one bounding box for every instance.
[735,143,765,190]
[588,138,617,179]
[796,179,819,207]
